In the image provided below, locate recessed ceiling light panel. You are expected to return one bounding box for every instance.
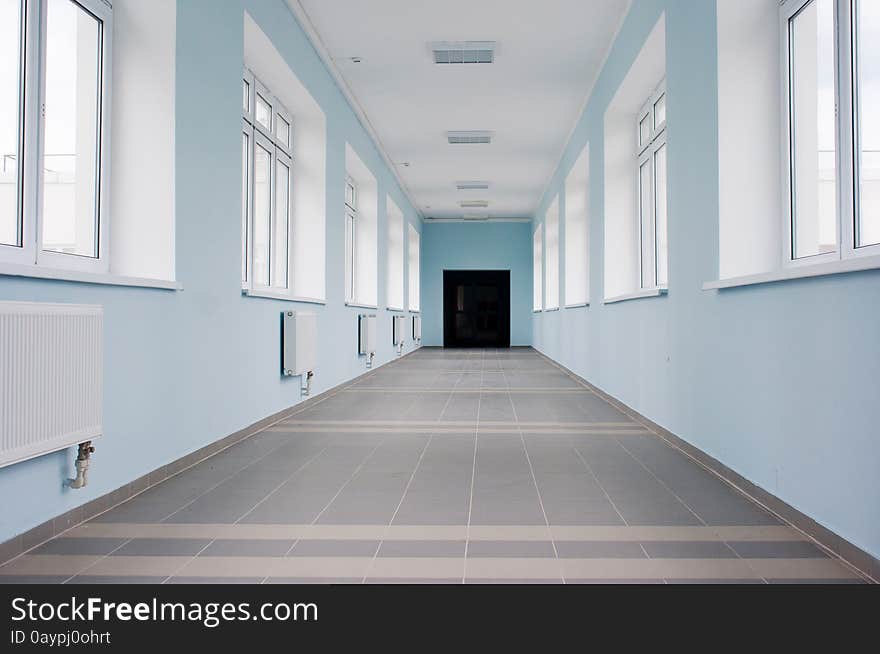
[431,41,495,64]
[456,181,490,191]
[460,200,489,208]
[447,130,492,144]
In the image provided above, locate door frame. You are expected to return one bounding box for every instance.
[442,269,511,348]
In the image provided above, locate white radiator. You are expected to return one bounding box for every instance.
[0,301,103,468]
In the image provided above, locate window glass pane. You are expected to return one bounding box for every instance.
[639,114,651,150]
[345,212,355,301]
[857,0,880,247]
[253,143,271,286]
[1,0,22,247]
[255,93,271,131]
[243,79,250,114]
[654,144,668,287]
[42,0,102,258]
[274,160,289,289]
[789,0,838,259]
[639,159,654,288]
[241,132,249,282]
[654,94,666,129]
[277,115,290,149]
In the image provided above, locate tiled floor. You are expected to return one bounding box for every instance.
[0,348,866,584]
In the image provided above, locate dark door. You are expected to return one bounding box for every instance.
[443,270,510,348]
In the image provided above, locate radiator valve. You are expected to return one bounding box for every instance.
[70,441,94,489]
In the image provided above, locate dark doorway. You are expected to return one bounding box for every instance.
[443,270,510,348]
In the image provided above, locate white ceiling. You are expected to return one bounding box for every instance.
[293,0,630,220]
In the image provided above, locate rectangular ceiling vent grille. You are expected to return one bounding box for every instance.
[456,181,490,191]
[447,131,492,145]
[460,200,489,208]
[431,41,495,64]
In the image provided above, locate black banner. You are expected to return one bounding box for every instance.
[0,584,874,649]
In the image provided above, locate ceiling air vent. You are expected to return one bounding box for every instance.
[431,41,495,64]
[456,181,490,191]
[460,200,489,209]
[447,131,492,145]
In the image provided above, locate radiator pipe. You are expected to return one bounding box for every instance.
[69,442,94,489]
[302,370,314,397]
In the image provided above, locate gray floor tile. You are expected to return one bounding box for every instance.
[366,578,462,584]
[566,579,664,584]
[727,540,829,559]
[31,537,128,556]
[555,541,646,558]
[111,538,211,557]
[377,540,465,557]
[0,576,72,584]
[464,578,563,584]
[266,577,363,584]
[289,540,379,557]
[642,541,737,559]
[466,540,555,558]
[169,577,264,584]
[200,539,294,557]
[69,576,167,584]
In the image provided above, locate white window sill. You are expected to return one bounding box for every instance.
[604,287,667,304]
[543,306,560,312]
[408,309,420,314]
[0,262,182,291]
[386,306,405,313]
[564,302,590,309]
[242,288,326,304]
[345,301,378,310]
[533,308,544,313]
[703,255,880,290]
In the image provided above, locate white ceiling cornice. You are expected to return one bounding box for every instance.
[285,0,425,222]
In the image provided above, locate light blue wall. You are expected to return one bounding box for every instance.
[421,221,532,347]
[532,0,880,559]
[0,0,422,544]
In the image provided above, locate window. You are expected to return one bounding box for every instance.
[637,82,668,289]
[1,0,112,271]
[386,196,404,311]
[564,143,590,306]
[533,224,543,311]
[242,69,292,291]
[407,223,420,312]
[344,177,357,303]
[544,196,560,309]
[782,0,880,265]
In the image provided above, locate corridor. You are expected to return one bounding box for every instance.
[0,349,863,584]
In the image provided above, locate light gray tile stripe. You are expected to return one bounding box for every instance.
[61,524,807,542]
[340,389,594,394]
[0,555,857,581]
[278,420,637,428]
[267,427,649,435]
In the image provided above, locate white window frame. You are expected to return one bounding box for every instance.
[1,0,113,273]
[241,68,293,293]
[636,81,668,290]
[780,0,880,271]
[344,176,357,304]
